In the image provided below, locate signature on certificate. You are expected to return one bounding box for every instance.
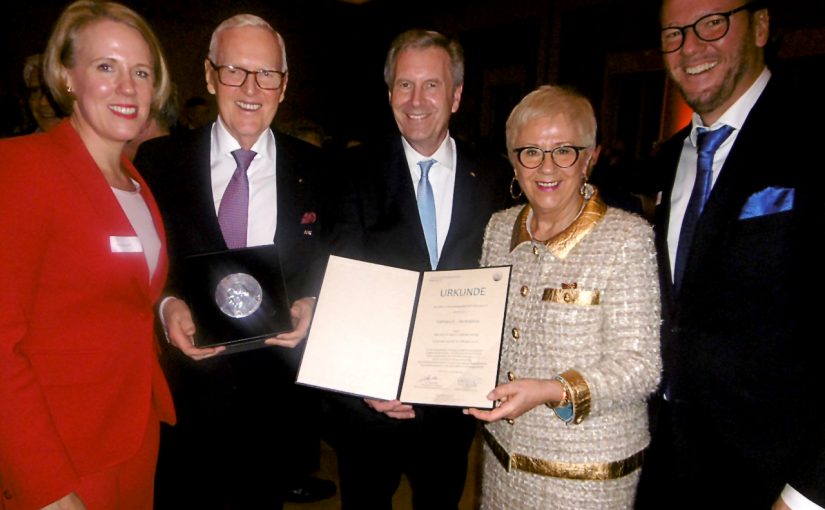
[416,375,440,387]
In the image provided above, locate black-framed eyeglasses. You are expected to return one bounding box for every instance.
[660,1,762,54]
[208,60,287,90]
[512,145,590,169]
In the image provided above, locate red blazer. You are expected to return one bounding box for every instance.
[0,121,175,510]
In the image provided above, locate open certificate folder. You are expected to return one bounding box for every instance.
[297,255,511,409]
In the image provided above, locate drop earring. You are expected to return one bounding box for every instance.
[510,176,523,200]
[579,178,594,200]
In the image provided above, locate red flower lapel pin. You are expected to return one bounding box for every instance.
[301,212,317,225]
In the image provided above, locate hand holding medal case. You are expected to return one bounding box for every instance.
[180,245,293,354]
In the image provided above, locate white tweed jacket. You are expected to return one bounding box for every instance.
[481,194,661,466]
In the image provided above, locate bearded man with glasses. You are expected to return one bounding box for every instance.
[635,1,825,509]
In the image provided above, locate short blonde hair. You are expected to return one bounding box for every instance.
[505,85,597,155]
[43,0,171,115]
[208,14,287,72]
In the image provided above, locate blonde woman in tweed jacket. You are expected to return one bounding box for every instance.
[466,85,661,509]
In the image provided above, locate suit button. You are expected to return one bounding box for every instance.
[520,285,529,297]
[3,489,12,500]
[507,371,516,381]
[511,327,520,340]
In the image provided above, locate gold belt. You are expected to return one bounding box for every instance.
[482,428,644,480]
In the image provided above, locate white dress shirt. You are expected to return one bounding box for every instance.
[402,133,457,263]
[210,117,278,247]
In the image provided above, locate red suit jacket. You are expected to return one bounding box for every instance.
[0,120,175,510]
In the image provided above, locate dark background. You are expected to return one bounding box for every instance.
[3,0,824,157]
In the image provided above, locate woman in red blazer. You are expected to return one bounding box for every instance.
[0,2,175,509]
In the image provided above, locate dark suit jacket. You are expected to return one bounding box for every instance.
[134,124,325,403]
[324,135,511,422]
[650,75,825,505]
[136,125,323,305]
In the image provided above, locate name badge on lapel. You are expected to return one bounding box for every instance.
[110,236,143,253]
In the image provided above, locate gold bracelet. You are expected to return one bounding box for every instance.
[558,370,592,424]
[545,377,570,409]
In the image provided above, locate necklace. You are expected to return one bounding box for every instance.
[530,198,587,244]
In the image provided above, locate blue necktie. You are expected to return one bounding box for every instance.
[417,159,438,270]
[218,149,256,249]
[673,125,734,291]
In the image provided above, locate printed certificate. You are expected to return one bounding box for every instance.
[297,255,510,408]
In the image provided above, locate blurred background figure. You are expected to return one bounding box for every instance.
[283,116,328,148]
[124,87,178,160]
[22,53,62,132]
[176,94,213,132]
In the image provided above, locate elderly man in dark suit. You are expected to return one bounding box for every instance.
[325,29,510,509]
[135,14,331,509]
[635,1,825,508]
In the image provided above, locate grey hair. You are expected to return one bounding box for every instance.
[383,29,463,90]
[208,14,287,71]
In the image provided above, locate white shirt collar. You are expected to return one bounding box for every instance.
[212,116,277,162]
[689,67,771,146]
[401,133,455,172]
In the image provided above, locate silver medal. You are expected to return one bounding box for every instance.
[215,273,263,318]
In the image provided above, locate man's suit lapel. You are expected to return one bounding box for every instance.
[190,127,228,251]
[274,131,304,246]
[441,148,477,268]
[654,126,688,315]
[387,141,431,266]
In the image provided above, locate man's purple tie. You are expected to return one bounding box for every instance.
[218,148,256,249]
[673,125,733,292]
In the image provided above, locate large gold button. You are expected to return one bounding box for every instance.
[563,291,573,303]
[520,285,529,296]
[507,371,516,381]
[511,327,520,340]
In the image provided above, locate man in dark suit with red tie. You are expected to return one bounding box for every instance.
[325,29,511,509]
[635,1,825,508]
[135,14,330,509]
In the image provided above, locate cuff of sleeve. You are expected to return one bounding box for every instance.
[551,402,575,423]
[158,296,178,343]
[554,369,591,425]
[781,485,824,510]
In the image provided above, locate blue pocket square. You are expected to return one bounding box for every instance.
[738,187,794,219]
